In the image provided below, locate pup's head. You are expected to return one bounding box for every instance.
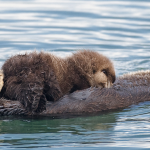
[71,50,116,88]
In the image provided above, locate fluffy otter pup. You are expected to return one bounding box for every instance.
[1,50,115,113]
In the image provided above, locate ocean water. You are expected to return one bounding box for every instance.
[0,0,150,149]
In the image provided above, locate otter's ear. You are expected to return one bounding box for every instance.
[93,70,96,74]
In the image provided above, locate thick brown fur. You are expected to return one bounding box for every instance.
[1,50,115,113]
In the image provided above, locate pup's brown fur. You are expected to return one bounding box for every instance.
[1,50,115,113]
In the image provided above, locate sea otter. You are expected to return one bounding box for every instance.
[1,50,115,113]
[0,70,150,116]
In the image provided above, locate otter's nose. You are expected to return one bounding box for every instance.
[112,75,116,83]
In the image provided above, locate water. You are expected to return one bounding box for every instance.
[0,0,150,149]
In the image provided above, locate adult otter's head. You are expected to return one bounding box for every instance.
[68,50,116,88]
[0,70,4,91]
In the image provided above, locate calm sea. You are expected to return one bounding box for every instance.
[0,0,150,149]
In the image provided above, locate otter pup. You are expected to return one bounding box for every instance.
[1,50,115,113]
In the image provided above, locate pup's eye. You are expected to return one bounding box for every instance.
[102,70,107,75]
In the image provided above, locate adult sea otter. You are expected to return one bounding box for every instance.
[0,70,149,116]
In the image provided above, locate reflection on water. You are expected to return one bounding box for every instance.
[0,113,116,134]
[0,0,150,149]
[0,113,117,149]
[0,103,150,149]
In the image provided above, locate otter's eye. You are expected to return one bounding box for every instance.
[102,70,107,76]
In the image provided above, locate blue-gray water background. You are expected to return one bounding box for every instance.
[0,0,150,149]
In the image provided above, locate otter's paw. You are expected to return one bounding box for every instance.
[35,95,46,113]
[45,71,63,101]
[18,83,45,113]
[0,70,4,91]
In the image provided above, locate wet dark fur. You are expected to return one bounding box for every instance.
[0,70,150,116]
[1,50,115,113]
